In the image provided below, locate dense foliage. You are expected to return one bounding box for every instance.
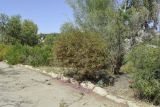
[1,44,52,66]
[54,29,110,82]
[0,14,39,46]
[26,45,52,66]
[122,44,160,105]
[0,44,10,61]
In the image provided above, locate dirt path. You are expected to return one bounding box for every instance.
[0,62,126,107]
[105,74,134,100]
[105,74,158,107]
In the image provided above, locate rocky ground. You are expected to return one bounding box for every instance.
[0,62,126,107]
[38,66,159,107]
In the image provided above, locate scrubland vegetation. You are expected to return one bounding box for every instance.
[0,0,160,105]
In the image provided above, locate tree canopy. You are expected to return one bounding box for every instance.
[0,13,39,46]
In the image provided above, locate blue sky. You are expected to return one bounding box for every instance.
[0,0,74,33]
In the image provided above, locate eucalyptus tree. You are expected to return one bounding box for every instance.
[66,0,115,35]
[66,0,129,74]
[124,0,158,21]
[60,22,75,33]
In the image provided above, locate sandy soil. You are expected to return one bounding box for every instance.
[0,62,126,107]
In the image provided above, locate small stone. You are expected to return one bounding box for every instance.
[69,78,79,85]
[80,81,95,90]
[48,72,58,78]
[42,70,47,73]
[93,87,108,96]
[24,65,33,69]
[61,76,69,82]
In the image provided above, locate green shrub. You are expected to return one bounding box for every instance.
[128,44,160,105]
[43,34,58,45]
[149,36,160,47]
[0,44,10,61]
[129,44,160,71]
[54,29,110,82]
[133,69,160,105]
[5,44,29,65]
[4,44,52,66]
[26,45,52,66]
[120,61,136,73]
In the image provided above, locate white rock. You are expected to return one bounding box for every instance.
[69,78,79,85]
[48,72,58,78]
[127,101,139,107]
[106,95,127,104]
[57,73,63,79]
[35,68,40,71]
[42,70,47,73]
[80,81,95,90]
[61,76,69,82]
[80,82,87,88]
[93,87,108,96]
[24,65,33,69]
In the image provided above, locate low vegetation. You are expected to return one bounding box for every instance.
[0,44,52,66]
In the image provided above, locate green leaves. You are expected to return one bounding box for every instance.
[21,20,38,46]
[66,0,114,33]
[129,44,160,70]
[6,15,22,40]
[0,13,39,46]
[4,44,52,66]
[125,44,160,104]
[54,29,109,81]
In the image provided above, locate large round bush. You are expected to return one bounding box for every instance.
[54,30,110,81]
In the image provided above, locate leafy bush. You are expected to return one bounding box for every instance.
[0,44,10,61]
[4,44,52,66]
[120,61,136,73]
[26,45,52,66]
[128,44,160,105]
[133,69,160,105]
[54,29,110,82]
[129,44,160,71]
[43,34,58,45]
[5,44,29,65]
[149,36,160,47]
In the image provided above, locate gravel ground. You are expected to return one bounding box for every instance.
[0,62,126,107]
